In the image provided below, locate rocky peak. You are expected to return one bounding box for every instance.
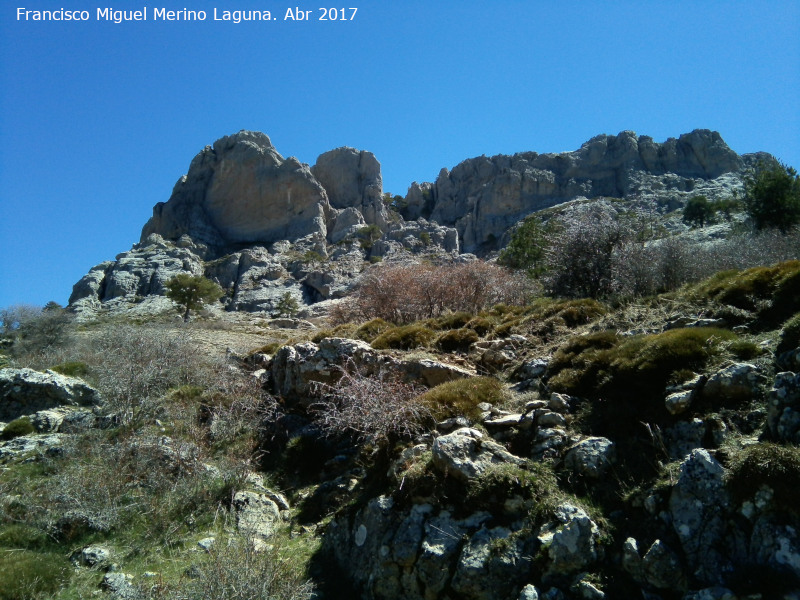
[410,129,750,253]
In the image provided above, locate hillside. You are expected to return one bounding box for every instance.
[1,131,800,600]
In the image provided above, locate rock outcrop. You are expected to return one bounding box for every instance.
[404,129,763,252]
[0,368,100,421]
[70,128,769,316]
[141,131,330,249]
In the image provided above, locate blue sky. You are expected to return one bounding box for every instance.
[1,0,799,308]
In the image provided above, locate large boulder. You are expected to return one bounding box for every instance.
[764,371,800,443]
[431,427,526,481]
[312,147,388,230]
[141,131,330,248]
[0,368,100,421]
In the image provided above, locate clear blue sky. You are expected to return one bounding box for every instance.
[1,0,798,308]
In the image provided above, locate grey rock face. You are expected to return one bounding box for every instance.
[232,490,281,543]
[142,131,329,248]
[408,129,748,252]
[669,449,732,585]
[538,504,603,578]
[564,437,616,479]
[431,427,526,481]
[0,368,100,421]
[765,371,800,443]
[312,147,387,230]
[701,362,766,403]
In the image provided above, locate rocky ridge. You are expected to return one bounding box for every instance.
[69,129,768,317]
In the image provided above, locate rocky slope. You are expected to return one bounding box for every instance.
[69,129,769,317]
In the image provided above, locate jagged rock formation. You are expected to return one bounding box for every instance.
[403,129,766,253]
[70,129,769,315]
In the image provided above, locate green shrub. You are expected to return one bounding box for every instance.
[466,317,493,336]
[777,312,800,355]
[51,361,89,377]
[419,376,505,421]
[311,329,335,343]
[530,298,608,327]
[1,417,34,440]
[275,292,300,318]
[0,550,70,600]
[371,324,436,350]
[355,318,393,342]
[726,442,800,513]
[369,255,383,264]
[728,339,762,360]
[436,328,479,353]
[683,195,716,227]
[548,328,738,424]
[466,461,563,519]
[693,260,800,324]
[744,160,800,232]
[433,311,474,330]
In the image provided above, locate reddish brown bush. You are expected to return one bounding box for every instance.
[335,260,530,324]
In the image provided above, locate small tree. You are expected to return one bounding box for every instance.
[744,160,800,232]
[498,215,550,276]
[165,274,223,322]
[274,292,299,318]
[683,195,715,228]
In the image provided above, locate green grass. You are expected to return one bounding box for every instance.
[0,417,34,440]
[418,376,505,421]
[777,312,800,354]
[354,318,393,342]
[436,328,479,352]
[371,324,436,350]
[726,442,800,513]
[0,549,71,599]
[50,361,90,377]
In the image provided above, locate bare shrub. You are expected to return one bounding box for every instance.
[312,360,431,445]
[339,260,530,324]
[145,534,315,600]
[542,202,632,298]
[1,303,74,364]
[90,325,196,426]
[613,236,695,297]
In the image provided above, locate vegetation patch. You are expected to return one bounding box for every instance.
[51,361,90,377]
[354,318,393,342]
[466,316,493,336]
[436,328,479,353]
[529,298,608,328]
[418,376,505,421]
[0,416,34,440]
[432,311,474,330]
[726,442,800,513]
[777,312,800,355]
[371,324,436,350]
[692,260,800,325]
[0,549,71,600]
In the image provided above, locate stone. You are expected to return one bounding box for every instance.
[669,449,732,585]
[548,393,571,413]
[431,427,526,481]
[232,490,281,542]
[765,371,800,443]
[0,433,64,462]
[538,503,602,577]
[72,545,111,569]
[416,129,744,252]
[31,409,64,433]
[664,418,708,460]
[0,368,100,421]
[197,537,215,551]
[519,584,541,600]
[564,437,616,478]
[450,526,530,599]
[665,389,695,415]
[141,131,329,248]
[102,572,142,600]
[518,358,549,380]
[641,540,685,590]
[312,147,387,230]
[701,362,766,403]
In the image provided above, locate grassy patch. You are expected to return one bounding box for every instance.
[371,324,436,350]
[431,311,474,330]
[777,312,800,355]
[354,318,393,343]
[692,260,800,325]
[50,361,90,377]
[0,549,71,600]
[726,442,800,513]
[436,328,479,353]
[0,416,34,440]
[418,376,505,421]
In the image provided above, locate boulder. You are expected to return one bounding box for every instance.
[0,368,100,421]
[232,491,281,543]
[764,371,800,443]
[669,449,732,585]
[564,437,616,479]
[701,363,766,403]
[431,427,526,481]
[538,503,603,578]
[141,131,329,248]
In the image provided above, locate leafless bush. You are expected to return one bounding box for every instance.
[542,202,632,298]
[313,360,431,445]
[144,534,315,600]
[613,236,696,297]
[1,303,74,363]
[338,260,530,324]
[90,325,196,426]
